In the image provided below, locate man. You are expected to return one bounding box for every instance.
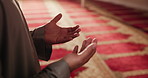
[0,0,97,78]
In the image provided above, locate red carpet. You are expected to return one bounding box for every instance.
[81,26,118,32]
[105,55,148,71]
[20,0,51,28]
[20,0,88,78]
[97,42,147,54]
[20,0,148,78]
[91,0,148,35]
[127,75,148,78]
[86,33,131,41]
[58,0,148,78]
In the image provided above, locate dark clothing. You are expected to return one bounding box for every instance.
[0,0,70,78]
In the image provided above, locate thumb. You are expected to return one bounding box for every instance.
[73,45,79,54]
[51,13,62,24]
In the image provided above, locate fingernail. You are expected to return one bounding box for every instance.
[58,13,62,16]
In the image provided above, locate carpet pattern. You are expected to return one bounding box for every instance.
[19,0,148,78]
[88,0,148,35]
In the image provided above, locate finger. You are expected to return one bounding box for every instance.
[80,38,92,52]
[85,38,92,47]
[51,13,62,23]
[81,46,96,63]
[80,43,97,60]
[69,33,80,39]
[83,49,96,63]
[73,45,79,54]
[92,38,97,44]
[71,25,79,31]
[68,28,81,35]
[68,25,79,32]
[80,40,87,52]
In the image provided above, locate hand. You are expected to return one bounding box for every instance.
[63,38,97,72]
[44,14,81,44]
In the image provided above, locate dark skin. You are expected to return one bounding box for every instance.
[45,14,81,44]
[44,14,97,72]
[63,38,97,71]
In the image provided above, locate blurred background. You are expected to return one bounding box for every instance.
[18,0,148,78]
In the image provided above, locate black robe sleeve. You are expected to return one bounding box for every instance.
[30,26,52,61]
[0,1,4,78]
[32,59,70,78]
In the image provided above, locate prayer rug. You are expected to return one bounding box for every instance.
[89,0,148,35]
[19,0,148,78]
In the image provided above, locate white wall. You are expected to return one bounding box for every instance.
[98,0,148,11]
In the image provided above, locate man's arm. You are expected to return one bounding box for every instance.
[32,59,70,78]
[30,14,80,61]
[32,38,97,78]
[30,26,52,61]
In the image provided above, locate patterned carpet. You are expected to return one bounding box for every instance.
[88,0,148,35]
[19,0,148,78]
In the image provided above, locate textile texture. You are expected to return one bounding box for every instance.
[19,0,148,78]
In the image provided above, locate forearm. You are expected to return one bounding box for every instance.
[32,59,70,78]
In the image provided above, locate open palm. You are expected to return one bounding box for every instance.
[44,14,81,44]
[63,38,97,71]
